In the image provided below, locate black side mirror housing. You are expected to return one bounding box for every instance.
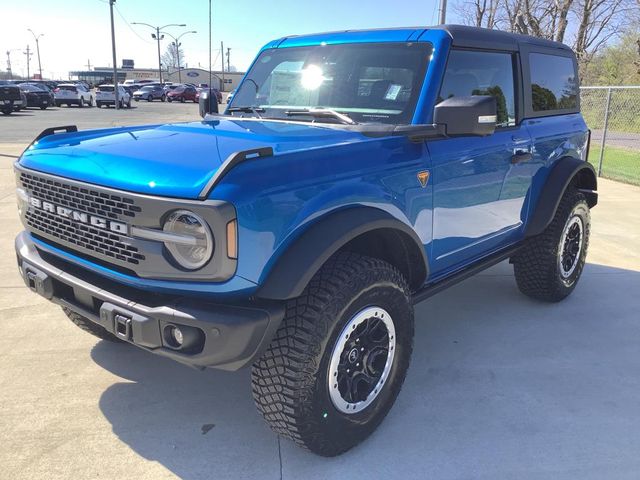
[199,90,219,118]
[434,95,497,136]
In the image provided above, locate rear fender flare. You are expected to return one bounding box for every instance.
[525,157,597,237]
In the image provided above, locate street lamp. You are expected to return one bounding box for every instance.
[27,29,44,79]
[161,30,196,83]
[132,22,186,83]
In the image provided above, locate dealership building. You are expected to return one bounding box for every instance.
[69,62,244,90]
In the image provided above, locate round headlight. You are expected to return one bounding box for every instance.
[162,210,214,270]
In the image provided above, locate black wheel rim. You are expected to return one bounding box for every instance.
[558,215,584,280]
[328,306,395,414]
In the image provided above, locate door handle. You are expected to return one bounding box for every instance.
[511,150,532,164]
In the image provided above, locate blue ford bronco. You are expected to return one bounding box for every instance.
[15,25,597,456]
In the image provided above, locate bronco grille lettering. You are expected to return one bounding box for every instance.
[29,197,129,235]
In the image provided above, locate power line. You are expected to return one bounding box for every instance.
[113,4,154,44]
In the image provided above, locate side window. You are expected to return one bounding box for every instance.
[439,49,516,127]
[529,53,578,111]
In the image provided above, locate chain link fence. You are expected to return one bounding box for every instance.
[580,86,640,186]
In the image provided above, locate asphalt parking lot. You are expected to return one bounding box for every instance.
[1,106,640,479]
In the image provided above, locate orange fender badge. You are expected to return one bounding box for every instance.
[417,171,430,187]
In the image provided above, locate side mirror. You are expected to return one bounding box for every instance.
[434,95,497,136]
[199,90,219,118]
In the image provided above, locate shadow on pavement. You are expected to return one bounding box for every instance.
[93,262,640,479]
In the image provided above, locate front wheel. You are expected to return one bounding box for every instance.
[161,95,166,102]
[79,98,84,108]
[512,187,590,302]
[252,253,414,456]
[62,307,123,343]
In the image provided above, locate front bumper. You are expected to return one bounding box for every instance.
[16,231,285,370]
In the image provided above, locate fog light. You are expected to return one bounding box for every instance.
[170,325,184,346]
[163,323,205,353]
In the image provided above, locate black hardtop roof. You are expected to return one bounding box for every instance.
[435,24,572,52]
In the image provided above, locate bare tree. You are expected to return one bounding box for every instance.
[455,0,638,70]
[573,0,636,63]
[161,43,185,71]
[454,0,502,27]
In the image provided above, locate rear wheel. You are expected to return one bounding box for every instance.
[88,96,94,107]
[62,307,123,343]
[252,253,414,456]
[161,94,166,102]
[512,187,590,302]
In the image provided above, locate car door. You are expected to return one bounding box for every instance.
[427,48,535,275]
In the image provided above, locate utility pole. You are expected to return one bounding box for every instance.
[208,0,212,94]
[86,59,92,71]
[132,22,186,84]
[24,45,32,79]
[220,41,225,92]
[109,0,120,109]
[226,47,231,73]
[27,29,44,79]
[6,50,17,80]
[438,0,448,24]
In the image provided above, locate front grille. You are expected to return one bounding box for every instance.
[19,172,145,266]
[20,172,141,219]
[26,209,145,264]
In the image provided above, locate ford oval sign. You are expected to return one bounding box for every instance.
[186,72,199,78]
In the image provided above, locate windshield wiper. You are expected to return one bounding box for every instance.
[284,108,358,125]
[227,106,265,118]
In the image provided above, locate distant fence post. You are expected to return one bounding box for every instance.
[597,87,613,177]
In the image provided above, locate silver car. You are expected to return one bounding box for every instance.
[133,85,166,102]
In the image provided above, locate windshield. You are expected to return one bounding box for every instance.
[98,86,114,92]
[229,42,432,125]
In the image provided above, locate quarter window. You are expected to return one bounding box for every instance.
[439,50,517,127]
[529,53,578,111]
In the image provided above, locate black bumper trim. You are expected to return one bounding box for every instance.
[16,231,285,370]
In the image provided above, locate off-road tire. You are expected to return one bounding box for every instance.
[62,307,123,343]
[251,252,414,456]
[513,187,590,302]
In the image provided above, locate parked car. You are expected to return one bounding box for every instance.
[18,83,54,109]
[163,84,179,94]
[226,88,236,104]
[195,87,222,104]
[133,85,166,102]
[54,83,93,107]
[95,84,131,108]
[0,81,23,114]
[167,85,197,103]
[14,25,598,458]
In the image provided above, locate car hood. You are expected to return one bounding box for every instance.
[19,118,372,198]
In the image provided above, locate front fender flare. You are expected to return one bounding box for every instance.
[256,207,428,300]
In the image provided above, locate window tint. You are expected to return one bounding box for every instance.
[439,50,516,127]
[529,53,577,111]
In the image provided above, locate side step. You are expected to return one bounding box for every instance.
[412,245,521,305]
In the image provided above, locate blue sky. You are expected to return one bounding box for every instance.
[1,0,452,79]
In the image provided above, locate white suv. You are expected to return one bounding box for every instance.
[54,83,93,107]
[95,85,131,108]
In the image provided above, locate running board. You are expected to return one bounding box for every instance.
[411,245,521,305]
